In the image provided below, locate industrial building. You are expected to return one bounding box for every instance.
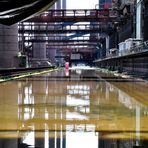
[0,0,147,77]
[0,0,148,148]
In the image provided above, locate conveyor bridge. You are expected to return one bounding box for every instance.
[25,9,118,23]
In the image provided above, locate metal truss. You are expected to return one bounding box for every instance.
[24,9,119,23]
[18,9,119,55]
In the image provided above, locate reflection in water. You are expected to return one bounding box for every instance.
[0,70,148,147]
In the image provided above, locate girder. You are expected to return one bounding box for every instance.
[47,48,95,53]
[19,23,114,34]
[18,9,119,54]
[46,43,97,46]
[24,9,119,23]
[24,39,99,43]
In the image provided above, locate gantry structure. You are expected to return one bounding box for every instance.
[18,8,121,64]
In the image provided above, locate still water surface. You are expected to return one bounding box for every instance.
[0,69,148,147]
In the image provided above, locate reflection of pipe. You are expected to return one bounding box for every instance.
[136,105,140,146]
[65,69,69,76]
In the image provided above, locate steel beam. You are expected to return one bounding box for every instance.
[24,9,119,23]
[24,39,100,43]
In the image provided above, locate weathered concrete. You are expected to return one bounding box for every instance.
[0,24,19,68]
[33,42,47,60]
[95,51,148,77]
[32,24,48,67]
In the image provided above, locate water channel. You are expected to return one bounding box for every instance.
[0,69,148,147]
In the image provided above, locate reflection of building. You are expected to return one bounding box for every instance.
[18,75,67,148]
[0,82,20,147]
[1,70,148,147]
[98,137,135,148]
[16,74,148,148]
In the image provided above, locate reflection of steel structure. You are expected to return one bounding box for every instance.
[0,70,148,147]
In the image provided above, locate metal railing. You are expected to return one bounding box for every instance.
[107,40,148,58]
[126,40,148,55]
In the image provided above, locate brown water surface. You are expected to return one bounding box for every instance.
[0,69,148,147]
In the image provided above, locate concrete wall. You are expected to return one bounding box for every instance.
[32,42,47,60]
[32,24,48,67]
[0,24,19,68]
[48,49,57,64]
[95,55,148,76]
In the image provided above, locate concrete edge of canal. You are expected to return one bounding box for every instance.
[0,67,62,83]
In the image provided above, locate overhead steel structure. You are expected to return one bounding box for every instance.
[24,9,118,22]
[19,23,114,34]
[18,8,120,64]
